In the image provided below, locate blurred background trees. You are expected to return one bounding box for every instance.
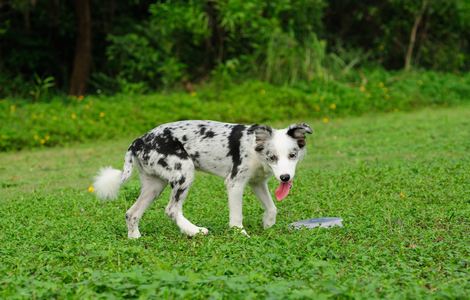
[0,0,468,97]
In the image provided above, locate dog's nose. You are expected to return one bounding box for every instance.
[280,174,290,182]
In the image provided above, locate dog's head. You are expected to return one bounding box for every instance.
[250,123,313,201]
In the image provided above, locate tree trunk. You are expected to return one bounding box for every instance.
[404,0,428,71]
[69,0,92,96]
[204,1,225,71]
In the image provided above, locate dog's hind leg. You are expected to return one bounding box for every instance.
[126,174,167,239]
[251,180,277,229]
[165,160,208,236]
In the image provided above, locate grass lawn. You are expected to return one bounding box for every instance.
[1,106,469,299]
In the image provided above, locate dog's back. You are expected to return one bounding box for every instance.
[128,120,256,178]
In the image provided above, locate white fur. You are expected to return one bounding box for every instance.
[93,167,123,200]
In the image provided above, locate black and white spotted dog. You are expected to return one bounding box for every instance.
[93,121,312,237]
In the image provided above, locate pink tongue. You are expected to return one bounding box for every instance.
[275,182,292,201]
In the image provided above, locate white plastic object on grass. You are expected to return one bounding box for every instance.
[290,217,343,229]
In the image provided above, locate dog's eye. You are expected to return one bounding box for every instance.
[268,155,278,162]
[288,152,297,159]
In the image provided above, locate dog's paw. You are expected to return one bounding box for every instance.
[231,226,250,237]
[183,226,209,237]
[240,228,250,237]
[197,227,209,235]
[128,230,141,239]
[263,210,277,229]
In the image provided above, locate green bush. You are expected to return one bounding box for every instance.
[104,0,326,91]
[1,69,469,151]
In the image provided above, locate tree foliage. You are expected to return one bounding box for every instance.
[0,0,468,96]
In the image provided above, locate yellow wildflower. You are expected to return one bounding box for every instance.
[40,139,46,145]
[359,85,366,92]
[99,112,105,118]
[399,192,406,199]
[322,117,329,123]
[329,103,336,110]
[190,91,197,97]
[10,105,16,113]
[45,135,50,141]
[88,185,95,193]
[71,113,77,120]
[33,134,39,140]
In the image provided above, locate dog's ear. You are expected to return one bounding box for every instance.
[287,123,313,148]
[248,125,273,152]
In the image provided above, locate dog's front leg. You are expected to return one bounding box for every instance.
[251,180,277,229]
[225,178,249,236]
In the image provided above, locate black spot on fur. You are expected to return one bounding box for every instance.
[190,151,200,160]
[174,163,182,170]
[125,213,130,221]
[129,129,190,162]
[157,158,168,167]
[174,188,186,202]
[202,130,216,139]
[129,138,144,154]
[248,124,272,135]
[227,124,246,179]
[255,145,264,152]
[248,124,273,152]
[266,151,279,162]
[199,126,206,135]
[287,124,312,148]
[286,128,295,137]
[129,137,154,160]
[182,135,188,142]
[178,176,186,185]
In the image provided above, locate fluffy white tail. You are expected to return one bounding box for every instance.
[93,151,134,200]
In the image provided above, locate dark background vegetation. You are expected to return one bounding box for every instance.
[1,0,469,151]
[1,0,468,97]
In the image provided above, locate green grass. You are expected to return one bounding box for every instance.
[2,69,470,151]
[1,106,469,298]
